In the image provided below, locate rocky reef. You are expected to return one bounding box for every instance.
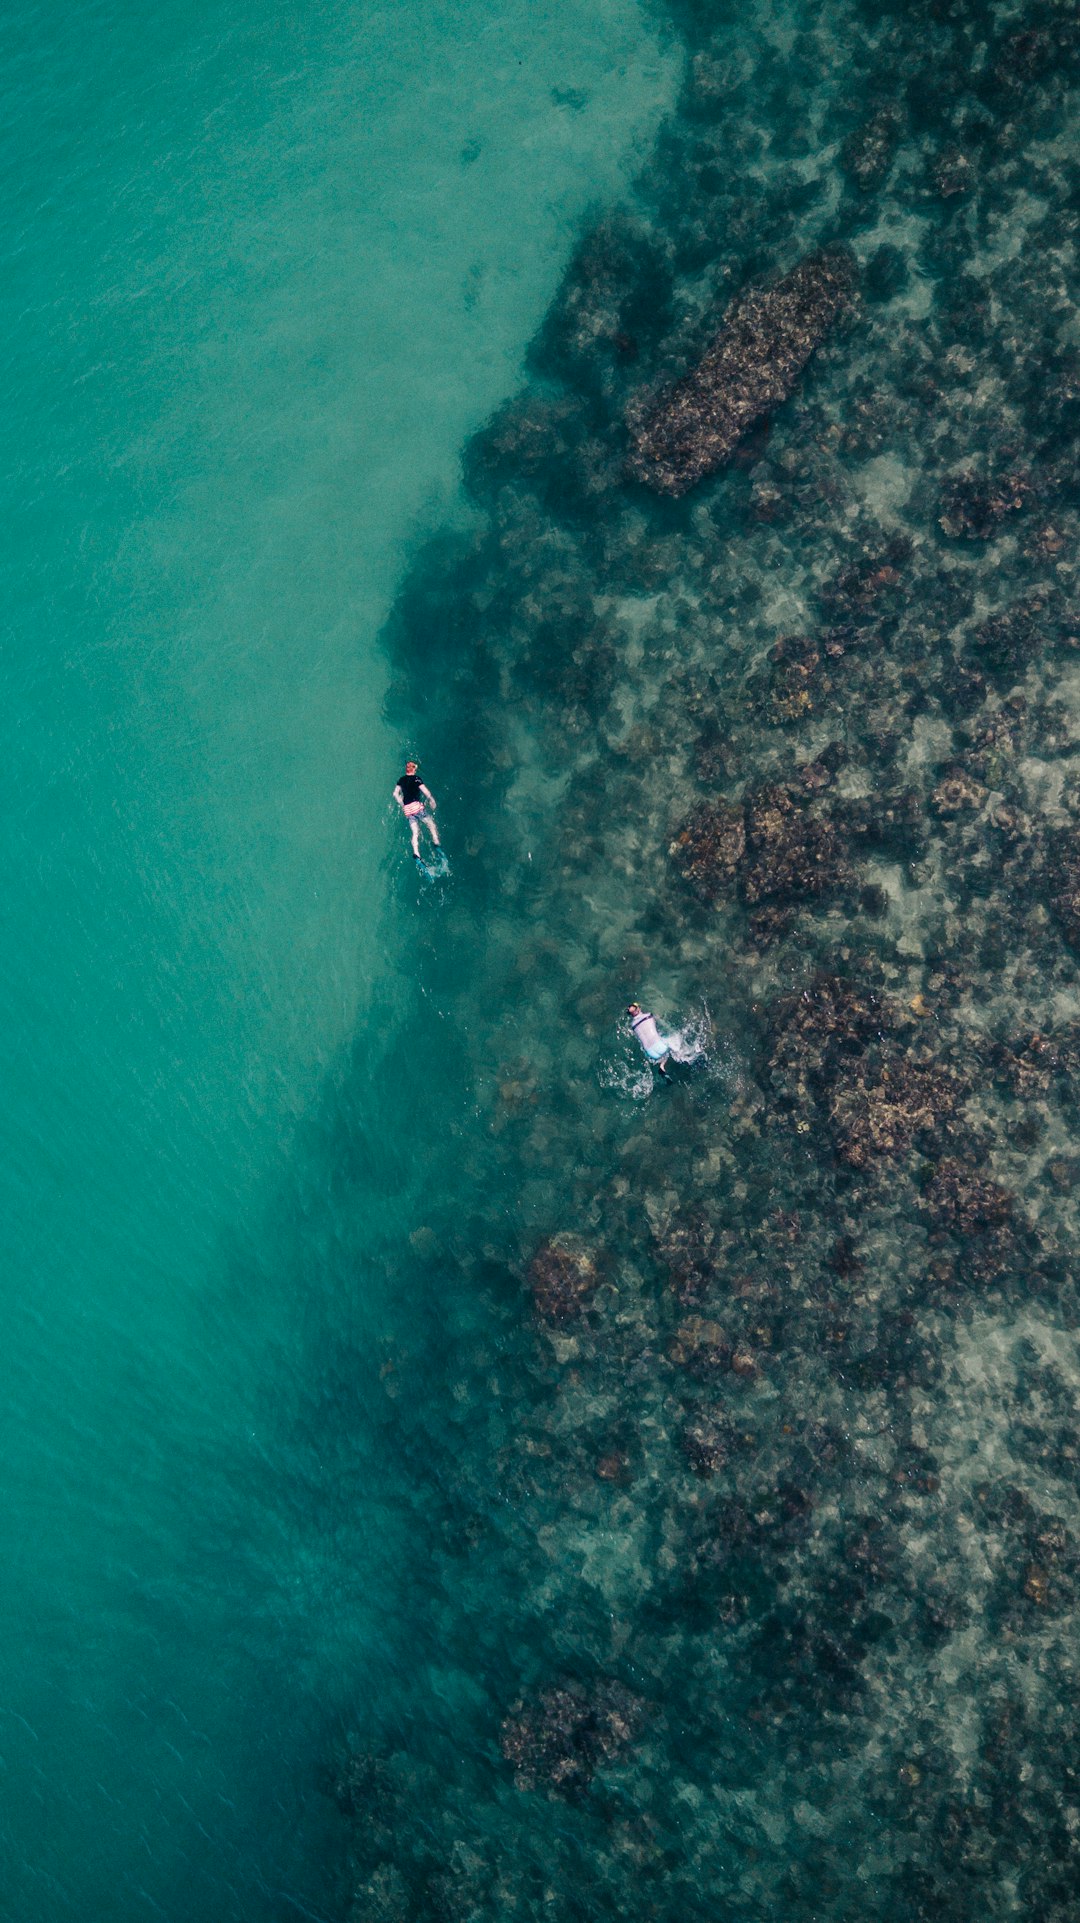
[628,248,857,495]
[500,1678,643,1797]
[318,0,1080,1918]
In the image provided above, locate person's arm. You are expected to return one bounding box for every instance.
[393,784,404,810]
[420,783,436,809]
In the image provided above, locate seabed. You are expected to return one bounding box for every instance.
[324,3,1080,1918]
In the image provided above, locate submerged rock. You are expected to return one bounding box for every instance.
[922,1160,1014,1234]
[968,597,1047,680]
[669,801,745,902]
[939,468,1031,540]
[742,785,853,907]
[767,971,903,1093]
[653,1209,718,1306]
[829,1058,966,1168]
[594,1449,632,1485]
[669,1315,730,1376]
[681,1411,730,1476]
[930,768,988,816]
[500,1678,643,1797]
[1047,839,1080,954]
[932,147,975,199]
[528,1236,601,1325]
[1023,1561,1051,1606]
[350,1861,410,1923]
[821,540,909,620]
[628,248,858,496]
[840,105,902,191]
[992,1033,1061,1098]
[766,634,827,722]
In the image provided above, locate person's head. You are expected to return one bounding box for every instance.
[405,760,418,774]
[627,1003,641,1017]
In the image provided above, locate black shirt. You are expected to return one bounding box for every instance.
[398,772,424,806]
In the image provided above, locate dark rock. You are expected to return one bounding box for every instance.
[1033,1517,1069,1559]
[960,698,1030,786]
[864,242,909,303]
[993,26,1058,92]
[860,883,890,916]
[742,785,853,907]
[930,768,987,816]
[535,216,672,394]
[669,801,745,902]
[350,1862,411,1923]
[939,468,1032,540]
[932,147,975,198]
[767,971,903,1093]
[969,597,1047,680]
[595,1449,632,1485]
[841,105,902,191]
[1044,1153,1080,1194]
[669,1315,730,1375]
[800,759,833,793]
[748,903,796,944]
[528,1236,601,1324]
[834,789,923,850]
[681,1411,730,1477]
[922,1160,1014,1233]
[829,1058,966,1168]
[821,538,910,619]
[938,660,987,719]
[653,1210,717,1306]
[748,469,787,522]
[500,1678,643,1797]
[767,633,824,722]
[628,248,858,496]
[992,1033,1061,1098]
[729,414,772,470]
[1047,839,1080,954]
[815,738,849,774]
[466,391,589,493]
[846,1522,891,1581]
[829,1234,863,1277]
[329,1748,396,1824]
[1022,1562,1051,1606]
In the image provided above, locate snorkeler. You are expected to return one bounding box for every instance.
[394,760,441,861]
[628,1003,673,1080]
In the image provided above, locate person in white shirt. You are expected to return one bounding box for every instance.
[627,1003,672,1080]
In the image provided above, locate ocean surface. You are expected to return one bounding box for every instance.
[8,0,1080,1918]
[0,3,673,1916]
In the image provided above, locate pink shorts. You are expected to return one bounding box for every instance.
[403,801,424,818]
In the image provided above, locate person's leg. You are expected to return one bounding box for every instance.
[424,813,440,847]
[657,1053,672,1080]
[409,817,421,857]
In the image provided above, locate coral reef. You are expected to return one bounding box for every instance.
[500,1679,643,1797]
[528,1236,602,1324]
[627,248,858,495]
[319,1,1080,1918]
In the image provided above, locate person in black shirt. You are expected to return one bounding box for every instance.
[393,760,441,860]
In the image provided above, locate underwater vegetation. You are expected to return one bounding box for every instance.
[320,0,1080,1916]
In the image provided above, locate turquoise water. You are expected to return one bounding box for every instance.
[0,3,673,1915]
[10,0,1080,1914]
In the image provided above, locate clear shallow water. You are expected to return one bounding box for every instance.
[10,0,1080,1916]
[0,3,673,1915]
